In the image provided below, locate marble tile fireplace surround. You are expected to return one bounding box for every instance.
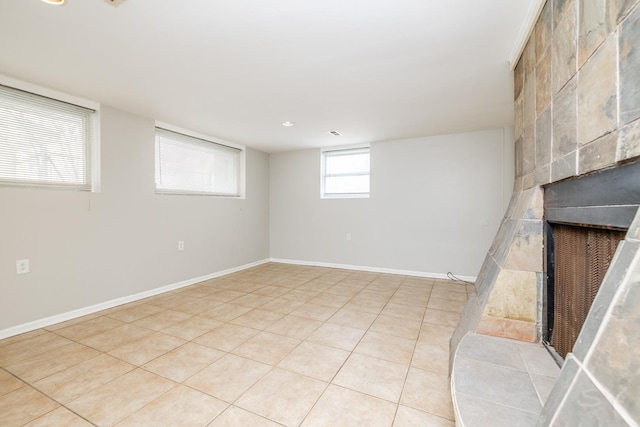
[451,0,640,425]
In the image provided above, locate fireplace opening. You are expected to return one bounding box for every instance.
[543,160,640,362]
[547,223,626,358]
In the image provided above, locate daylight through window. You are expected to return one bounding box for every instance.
[155,127,242,196]
[0,84,95,190]
[321,146,370,198]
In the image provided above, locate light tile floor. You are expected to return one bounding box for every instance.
[0,263,471,427]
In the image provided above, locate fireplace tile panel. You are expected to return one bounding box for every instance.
[536,355,580,427]
[587,279,640,421]
[619,4,640,125]
[552,76,578,161]
[456,333,526,370]
[454,392,539,427]
[551,0,577,95]
[578,130,618,174]
[550,150,577,182]
[572,239,640,361]
[551,369,629,426]
[618,119,640,162]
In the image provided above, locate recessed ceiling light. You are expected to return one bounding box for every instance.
[281,121,295,127]
[42,0,65,4]
[329,130,341,136]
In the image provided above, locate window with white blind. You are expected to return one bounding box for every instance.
[321,146,370,198]
[155,126,243,197]
[0,84,96,190]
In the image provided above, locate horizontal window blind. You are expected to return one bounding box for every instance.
[0,84,94,189]
[155,127,241,196]
[322,147,370,197]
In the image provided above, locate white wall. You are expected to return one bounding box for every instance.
[0,105,270,332]
[270,129,513,278]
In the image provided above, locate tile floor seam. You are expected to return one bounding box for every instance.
[455,390,541,416]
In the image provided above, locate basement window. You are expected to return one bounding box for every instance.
[321,146,370,198]
[155,124,244,197]
[0,83,97,190]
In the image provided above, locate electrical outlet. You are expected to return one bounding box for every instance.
[178,241,184,251]
[16,259,29,275]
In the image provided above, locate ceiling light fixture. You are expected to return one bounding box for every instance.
[281,121,295,127]
[329,130,341,136]
[41,0,66,4]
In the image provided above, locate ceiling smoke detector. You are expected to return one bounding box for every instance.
[329,130,341,136]
[104,0,127,6]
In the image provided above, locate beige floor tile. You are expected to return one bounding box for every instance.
[308,292,351,308]
[23,407,93,427]
[325,285,362,297]
[278,341,350,382]
[143,342,225,382]
[236,368,327,427]
[290,302,339,321]
[253,285,291,298]
[342,299,386,314]
[160,315,222,340]
[34,354,134,404]
[0,384,59,426]
[426,297,465,313]
[232,331,300,365]
[185,354,271,402]
[381,302,426,321]
[418,324,455,348]
[411,340,449,375]
[327,308,378,329]
[354,331,416,365]
[4,342,100,383]
[132,309,192,331]
[432,282,467,293]
[389,294,429,308]
[115,385,227,427]
[173,297,223,315]
[400,367,454,420]
[282,289,321,302]
[307,323,366,351]
[79,324,152,352]
[211,290,246,302]
[0,368,23,397]
[106,304,164,323]
[44,314,101,332]
[109,332,186,366]
[393,405,455,427]
[0,332,72,366]
[333,353,408,403]
[0,329,47,346]
[208,406,282,427]
[231,309,284,330]
[258,298,305,315]
[423,308,462,328]
[151,294,199,309]
[430,288,468,302]
[201,303,252,322]
[266,315,323,340]
[194,323,259,352]
[232,294,274,308]
[68,369,174,427]
[301,384,396,427]
[54,316,125,341]
[369,315,422,340]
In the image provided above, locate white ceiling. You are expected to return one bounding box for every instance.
[0,0,537,153]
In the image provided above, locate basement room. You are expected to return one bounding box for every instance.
[1,0,638,426]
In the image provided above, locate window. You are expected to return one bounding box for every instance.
[155,126,243,197]
[321,146,370,198]
[0,84,96,190]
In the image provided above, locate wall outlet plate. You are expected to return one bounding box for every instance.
[16,259,29,275]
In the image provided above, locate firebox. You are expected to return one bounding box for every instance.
[543,160,640,361]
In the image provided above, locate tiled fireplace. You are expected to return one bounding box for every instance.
[451,0,640,424]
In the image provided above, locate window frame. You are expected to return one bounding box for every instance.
[0,74,100,192]
[320,144,370,199]
[154,121,246,198]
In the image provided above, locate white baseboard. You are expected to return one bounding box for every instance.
[269,258,477,282]
[0,258,270,340]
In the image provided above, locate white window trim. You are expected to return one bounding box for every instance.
[0,74,101,192]
[321,144,370,199]
[155,121,246,198]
